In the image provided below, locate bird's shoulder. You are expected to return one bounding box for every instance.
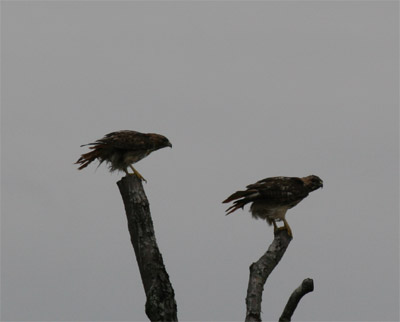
[98,130,152,150]
[247,176,304,190]
[246,176,309,203]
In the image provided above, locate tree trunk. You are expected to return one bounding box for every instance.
[117,175,178,322]
[245,230,292,322]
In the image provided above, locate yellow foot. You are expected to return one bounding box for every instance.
[275,226,293,238]
[128,172,146,182]
[127,172,147,183]
[128,165,147,183]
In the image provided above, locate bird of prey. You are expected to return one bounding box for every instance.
[75,130,172,182]
[222,175,323,237]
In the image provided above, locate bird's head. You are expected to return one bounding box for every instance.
[303,175,323,192]
[151,133,172,150]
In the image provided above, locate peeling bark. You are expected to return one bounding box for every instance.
[117,175,178,322]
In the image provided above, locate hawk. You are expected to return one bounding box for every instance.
[222,175,323,237]
[75,130,172,181]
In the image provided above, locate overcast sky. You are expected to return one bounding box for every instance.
[1,1,399,321]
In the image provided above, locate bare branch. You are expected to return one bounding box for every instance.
[117,175,178,322]
[279,278,314,322]
[245,230,292,322]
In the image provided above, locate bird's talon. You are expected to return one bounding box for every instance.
[134,173,147,183]
[275,226,293,237]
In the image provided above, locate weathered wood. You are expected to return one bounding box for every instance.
[245,230,292,322]
[117,175,178,322]
[279,278,314,322]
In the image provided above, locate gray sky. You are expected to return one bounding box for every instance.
[1,1,398,321]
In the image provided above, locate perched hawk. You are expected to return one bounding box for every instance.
[75,130,172,181]
[223,175,323,237]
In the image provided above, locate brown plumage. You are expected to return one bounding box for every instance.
[75,130,172,181]
[223,175,323,237]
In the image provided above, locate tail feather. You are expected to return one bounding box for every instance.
[80,143,99,147]
[75,148,102,170]
[225,200,248,215]
[223,189,259,215]
[222,190,248,203]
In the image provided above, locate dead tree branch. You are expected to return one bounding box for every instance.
[245,230,292,322]
[117,175,178,322]
[279,278,314,322]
